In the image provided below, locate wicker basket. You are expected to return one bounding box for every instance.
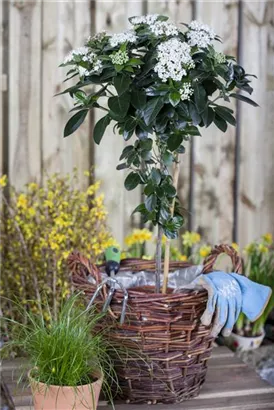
[69,244,242,404]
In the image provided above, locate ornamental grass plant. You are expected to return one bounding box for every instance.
[60,14,257,292]
[0,172,115,344]
[2,293,119,403]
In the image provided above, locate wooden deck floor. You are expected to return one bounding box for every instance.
[1,347,274,410]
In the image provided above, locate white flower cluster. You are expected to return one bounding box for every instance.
[187,20,216,48]
[109,30,137,47]
[63,47,90,64]
[179,83,194,101]
[215,51,226,64]
[154,38,194,82]
[110,50,129,65]
[63,47,102,77]
[86,31,107,44]
[150,21,178,37]
[130,14,159,25]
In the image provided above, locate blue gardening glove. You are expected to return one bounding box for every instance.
[230,273,272,322]
[194,272,272,338]
[194,272,242,337]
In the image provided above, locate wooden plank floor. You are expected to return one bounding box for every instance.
[1,347,274,410]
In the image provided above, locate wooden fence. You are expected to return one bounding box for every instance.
[1,0,273,247]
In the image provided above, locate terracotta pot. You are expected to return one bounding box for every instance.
[29,369,103,410]
[227,330,265,351]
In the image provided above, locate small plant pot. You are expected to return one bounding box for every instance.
[227,330,265,351]
[29,369,103,410]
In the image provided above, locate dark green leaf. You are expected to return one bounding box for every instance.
[108,92,130,118]
[135,126,148,140]
[193,83,207,113]
[64,110,88,137]
[155,116,168,133]
[159,207,170,223]
[131,90,146,109]
[172,215,184,229]
[189,102,201,126]
[124,172,141,191]
[169,91,181,107]
[229,93,259,107]
[176,145,185,154]
[132,203,146,214]
[151,169,161,185]
[123,129,134,141]
[93,115,111,144]
[127,58,144,66]
[124,117,137,133]
[163,151,173,166]
[142,97,164,126]
[144,183,154,196]
[116,163,128,170]
[173,120,187,131]
[140,150,151,160]
[119,145,134,160]
[214,114,228,132]
[113,75,131,95]
[139,138,153,151]
[206,107,215,127]
[156,187,165,199]
[214,106,236,126]
[167,134,183,151]
[185,125,201,136]
[145,194,157,212]
[165,184,176,198]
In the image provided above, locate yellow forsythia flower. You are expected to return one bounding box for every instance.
[28,182,38,191]
[231,242,240,252]
[0,175,8,187]
[199,245,211,258]
[17,194,28,209]
[179,254,187,261]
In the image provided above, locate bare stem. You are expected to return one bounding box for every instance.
[2,196,43,314]
[155,225,163,293]
[162,155,180,294]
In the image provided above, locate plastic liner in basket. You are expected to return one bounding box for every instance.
[87,265,203,291]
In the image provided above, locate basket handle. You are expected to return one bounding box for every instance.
[201,244,242,274]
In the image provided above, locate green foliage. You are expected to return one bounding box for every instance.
[60,16,257,241]
[235,234,274,336]
[2,294,119,400]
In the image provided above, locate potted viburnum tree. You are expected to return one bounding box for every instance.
[60,15,257,292]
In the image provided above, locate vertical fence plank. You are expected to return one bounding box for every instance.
[239,0,274,245]
[192,0,238,244]
[8,0,42,188]
[0,0,3,175]
[94,1,144,245]
[42,0,91,188]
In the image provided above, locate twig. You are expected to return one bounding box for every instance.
[162,154,180,294]
[155,225,163,293]
[2,196,43,314]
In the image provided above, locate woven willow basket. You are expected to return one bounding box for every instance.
[69,244,242,404]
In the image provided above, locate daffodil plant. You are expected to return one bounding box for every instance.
[60,15,257,291]
[236,234,274,337]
